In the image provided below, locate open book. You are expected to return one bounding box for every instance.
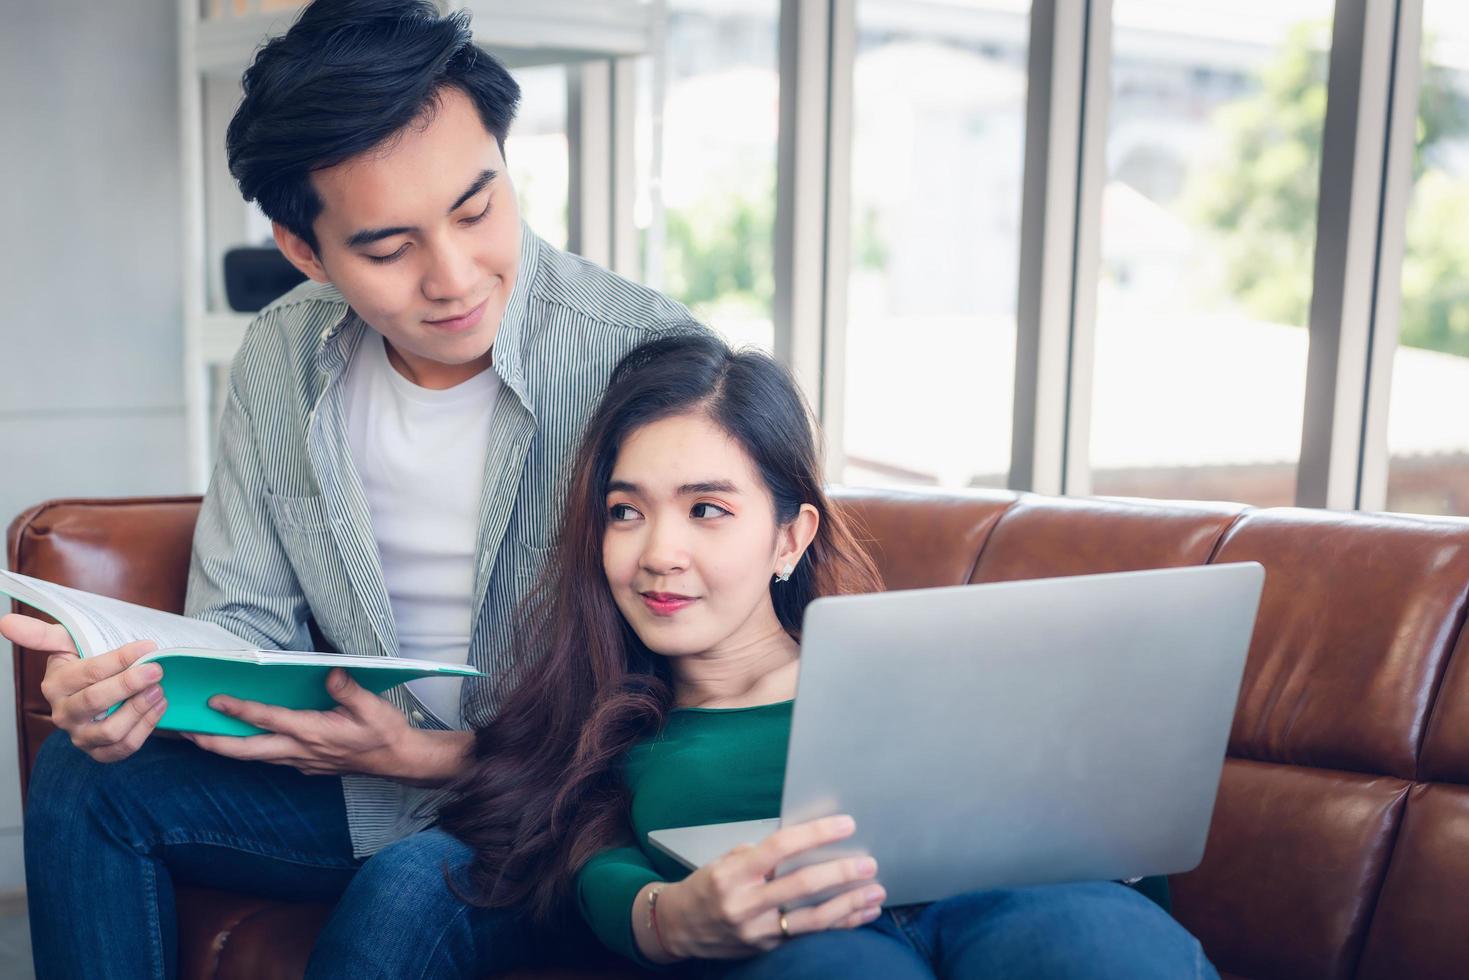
[0,569,483,736]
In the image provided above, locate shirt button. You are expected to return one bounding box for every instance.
[410,709,425,725]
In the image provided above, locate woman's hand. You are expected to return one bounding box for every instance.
[641,815,886,962]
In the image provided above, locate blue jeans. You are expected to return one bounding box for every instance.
[24,731,582,980]
[706,882,1217,980]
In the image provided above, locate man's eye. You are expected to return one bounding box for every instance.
[691,502,730,519]
[609,503,641,521]
[460,198,493,226]
[365,243,410,264]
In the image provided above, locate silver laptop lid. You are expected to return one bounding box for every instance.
[778,562,1264,905]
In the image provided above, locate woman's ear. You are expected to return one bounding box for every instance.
[775,504,820,578]
[272,221,331,284]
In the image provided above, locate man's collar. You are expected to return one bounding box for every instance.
[487,220,542,407]
[311,283,356,375]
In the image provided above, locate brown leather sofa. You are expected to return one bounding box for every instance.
[10,490,1469,980]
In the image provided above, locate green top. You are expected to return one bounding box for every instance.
[574,699,1170,964]
[576,701,792,961]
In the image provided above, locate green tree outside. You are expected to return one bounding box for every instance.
[662,175,775,320]
[658,174,888,322]
[1188,22,1469,356]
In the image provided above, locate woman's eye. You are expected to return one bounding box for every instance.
[691,502,730,519]
[365,243,410,264]
[609,503,641,521]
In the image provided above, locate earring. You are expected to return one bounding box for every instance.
[776,562,795,583]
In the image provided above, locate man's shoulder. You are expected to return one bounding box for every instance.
[240,280,348,358]
[528,237,697,336]
[229,280,350,407]
[260,278,348,318]
[250,279,350,347]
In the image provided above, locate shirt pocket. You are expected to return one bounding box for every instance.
[512,538,550,600]
[265,491,334,534]
[264,491,376,655]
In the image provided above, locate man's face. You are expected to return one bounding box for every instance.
[276,86,521,388]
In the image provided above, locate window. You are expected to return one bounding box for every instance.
[511,65,570,251]
[639,0,780,351]
[1383,2,1469,516]
[1088,0,1333,506]
[840,0,1031,489]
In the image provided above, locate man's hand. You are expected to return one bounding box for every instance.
[181,668,468,783]
[1,613,167,763]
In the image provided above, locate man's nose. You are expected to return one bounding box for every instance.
[421,239,479,302]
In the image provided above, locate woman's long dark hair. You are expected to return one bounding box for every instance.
[436,331,883,923]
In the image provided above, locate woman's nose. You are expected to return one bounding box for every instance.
[640,522,689,575]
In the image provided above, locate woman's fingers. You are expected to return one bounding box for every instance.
[682,818,873,957]
[783,881,887,936]
[831,903,885,931]
[744,815,856,878]
[757,854,878,913]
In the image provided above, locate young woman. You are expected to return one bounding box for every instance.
[439,333,1217,979]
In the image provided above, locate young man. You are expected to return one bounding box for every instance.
[3,1,700,976]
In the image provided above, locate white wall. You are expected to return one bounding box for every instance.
[0,0,187,890]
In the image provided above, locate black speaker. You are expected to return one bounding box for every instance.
[223,246,309,312]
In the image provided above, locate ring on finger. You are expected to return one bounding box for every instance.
[779,911,792,939]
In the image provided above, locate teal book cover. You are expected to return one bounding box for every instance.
[1,569,483,737]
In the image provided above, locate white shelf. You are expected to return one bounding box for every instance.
[200,311,254,367]
[459,0,656,60]
[195,0,656,75]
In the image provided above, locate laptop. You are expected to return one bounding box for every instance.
[647,562,1265,907]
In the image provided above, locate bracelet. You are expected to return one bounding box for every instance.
[647,883,675,959]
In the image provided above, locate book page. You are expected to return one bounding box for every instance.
[150,648,485,674]
[0,570,247,657]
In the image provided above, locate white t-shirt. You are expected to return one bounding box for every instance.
[341,333,498,728]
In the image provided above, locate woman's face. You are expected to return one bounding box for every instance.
[602,411,805,658]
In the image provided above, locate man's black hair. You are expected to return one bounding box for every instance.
[226,0,521,252]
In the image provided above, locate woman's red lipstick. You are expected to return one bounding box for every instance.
[641,592,697,616]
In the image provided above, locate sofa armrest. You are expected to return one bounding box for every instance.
[7,496,202,801]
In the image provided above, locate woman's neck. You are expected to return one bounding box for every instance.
[671,624,800,709]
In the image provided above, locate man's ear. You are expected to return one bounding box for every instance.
[272,221,330,284]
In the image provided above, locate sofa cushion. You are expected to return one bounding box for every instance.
[1420,626,1469,783]
[830,486,1016,590]
[1169,759,1409,980]
[1354,783,1469,980]
[1212,509,1469,780]
[969,495,1245,583]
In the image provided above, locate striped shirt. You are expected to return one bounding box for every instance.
[185,223,700,856]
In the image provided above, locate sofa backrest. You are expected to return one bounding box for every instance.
[11,491,1469,980]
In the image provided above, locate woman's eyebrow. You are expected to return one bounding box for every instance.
[605,479,739,496]
[677,481,739,496]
